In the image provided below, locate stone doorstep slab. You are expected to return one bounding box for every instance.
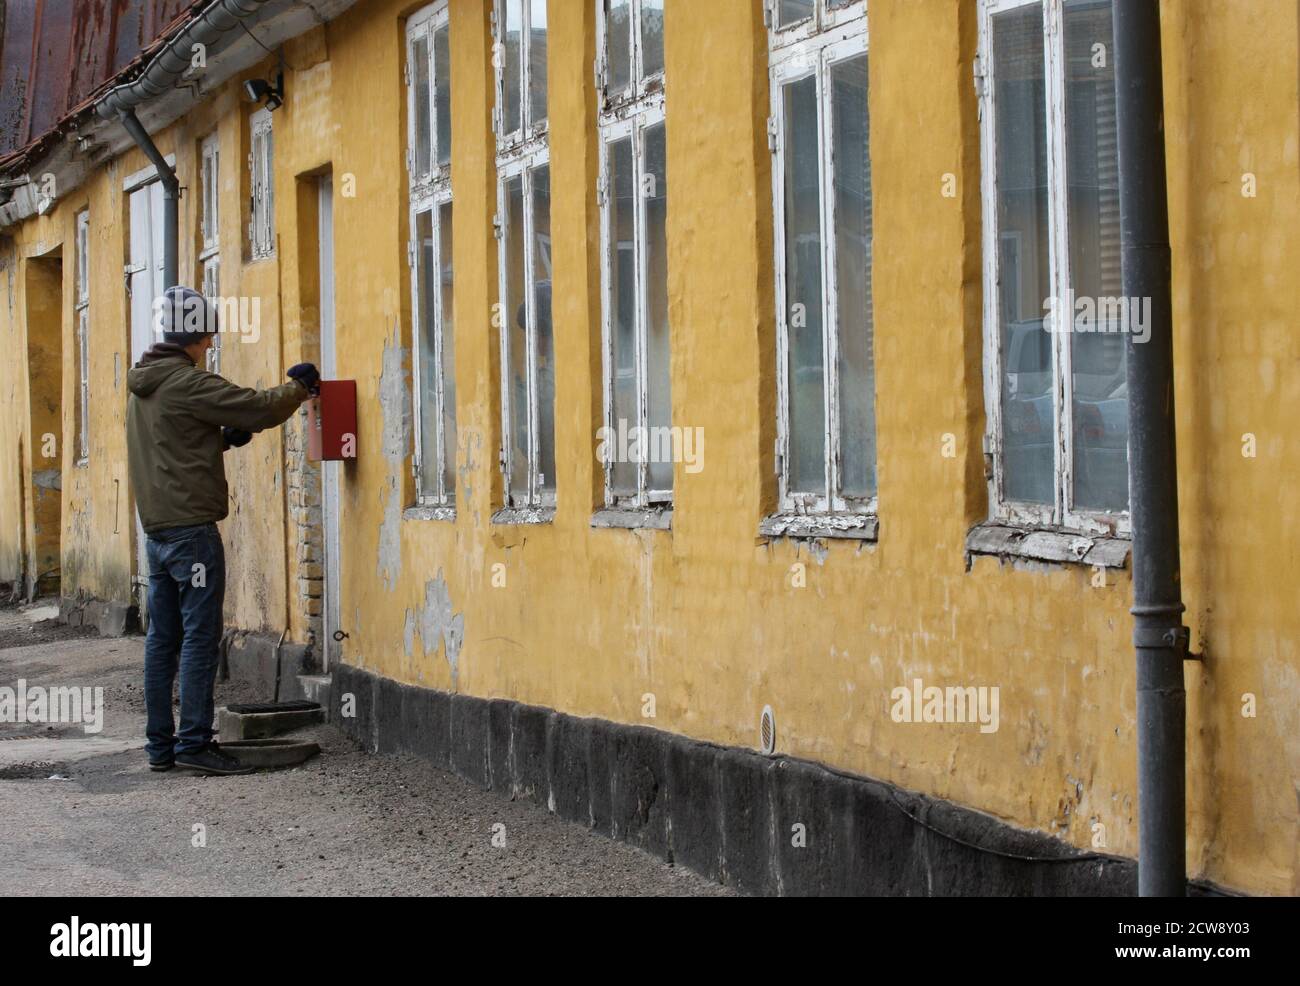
[216,706,323,741]
[216,739,321,769]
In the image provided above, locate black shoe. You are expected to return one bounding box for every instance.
[175,742,254,775]
[149,758,174,772]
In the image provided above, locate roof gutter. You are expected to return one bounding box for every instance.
[92,0,273,292]
[94,0,272,122]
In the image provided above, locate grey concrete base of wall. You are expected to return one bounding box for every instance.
[60,594,138,637]
[219,630,317,701]
[330,662,1226,897]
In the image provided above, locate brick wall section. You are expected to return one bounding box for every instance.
[286,403,324,657]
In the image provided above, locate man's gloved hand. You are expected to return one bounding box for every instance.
[287,362,321,395]
[222,427,253,450]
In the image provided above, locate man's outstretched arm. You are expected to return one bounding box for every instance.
[188,366,315,433]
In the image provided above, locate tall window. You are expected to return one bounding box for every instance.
[597,0,670,509]
[406,2,457,507]
[495,0,554,511]
[769,0,875,523]
[199,132,222,372]
[978,0,1127,533]
[74,209,90,464]
[248,108,274,260]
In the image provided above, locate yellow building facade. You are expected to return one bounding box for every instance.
[0,0,1295,895]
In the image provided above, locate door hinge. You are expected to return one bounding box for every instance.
[596,175,607,206]
[774,438,783,477]
[403,59,411,86]
[492,213,504,240]
[767,115,778,152]
[407,240,417,268]
[492,106,502,135]
[762,0,775,29]
[982,433,995,481]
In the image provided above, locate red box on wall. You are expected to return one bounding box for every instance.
[307,380,358,461]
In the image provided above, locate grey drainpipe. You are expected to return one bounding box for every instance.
[116,110,179,290]
[93,0,273,291]
[1113,0,1196,897]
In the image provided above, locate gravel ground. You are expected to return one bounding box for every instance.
[0,603,731,897]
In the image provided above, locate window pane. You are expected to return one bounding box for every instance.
[1065,0,1127,512]
[607,0,632,95]
[783,74,825,496]
[439,201,457,501]
[644,122,671,491]
[412,33,432,176]
[505,175,530,498]
[530,0,548,127]
[832,55,875,499]
[778,0,813,29]
[608,135,637,495]
[416,208,440,500]
[640,0,664,79]
[434,24,452,167]
[992,4,1052,505]
[504,0,522,135]
[533,165,556,494]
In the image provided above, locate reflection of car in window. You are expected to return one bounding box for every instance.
[1001,316,1129,509]
[1001,318,1053,503]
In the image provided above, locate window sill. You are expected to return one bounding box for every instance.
[491,506,556,526]
[591,506,672,531]
[403,505,456,523]
[759,512,879,542]
[965,522,1130,570]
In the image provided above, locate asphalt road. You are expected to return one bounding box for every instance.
[0,602,730,897]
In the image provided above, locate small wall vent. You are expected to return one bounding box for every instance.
[759,705,776,756]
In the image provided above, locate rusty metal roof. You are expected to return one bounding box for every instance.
[0,0,205,164]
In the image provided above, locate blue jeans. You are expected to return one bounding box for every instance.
[143,523,226,760]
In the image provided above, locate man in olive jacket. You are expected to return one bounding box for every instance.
[127,285,318,775]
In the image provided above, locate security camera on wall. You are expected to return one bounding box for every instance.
[243,75,282,112]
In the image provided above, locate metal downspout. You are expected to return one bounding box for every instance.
[1113,0,1193,897]
[116,109,179,291]
[94,0,274,291]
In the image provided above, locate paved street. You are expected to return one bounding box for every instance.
[0,603,729,897]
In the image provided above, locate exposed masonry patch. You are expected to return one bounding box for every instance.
[376,325,410,591]
[414,572,464,690]
[32,470,60,491]
[459,423,482,510]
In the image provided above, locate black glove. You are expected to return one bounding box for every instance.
[287,362,321,395]
[223,427,253,450]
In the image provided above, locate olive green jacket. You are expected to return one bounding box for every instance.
[126,344,307,533]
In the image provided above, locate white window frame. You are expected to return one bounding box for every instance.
[768,2,873,519]
[248,108,274,260]
[596,0,670,509]
[977,0,1128,537]
[200,132,222,373]
[406,1,456,508]
[766,0,863,48]
[74,209,90,465]
[596,0,665,115]
[495,0,554,510]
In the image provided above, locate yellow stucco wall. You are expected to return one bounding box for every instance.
[0,0,1294,895]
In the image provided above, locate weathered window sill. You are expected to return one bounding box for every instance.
[491,506,556,526]
[591,506,673,531]
[403,505,456,523]
[965,522,1130,570]
[759,512,879,542]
